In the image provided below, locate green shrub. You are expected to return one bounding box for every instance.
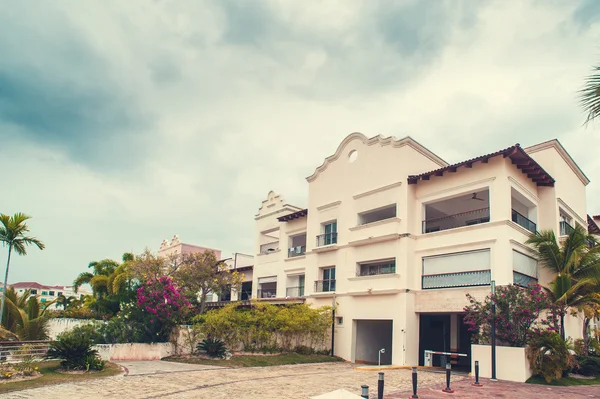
[47,331,104,371]
[67,324,106,345]
[573,356,600,376]
[294,345,314,355]
[197,338,227,358]
[527,331,574,383]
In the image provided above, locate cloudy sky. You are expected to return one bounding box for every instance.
[1,0,600,285]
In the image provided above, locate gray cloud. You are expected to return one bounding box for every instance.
[2,0,600,286]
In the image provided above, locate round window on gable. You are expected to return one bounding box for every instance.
[348,150,358,163]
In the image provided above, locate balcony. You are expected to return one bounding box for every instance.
[316,232,338,247]
[286,286,305,297]
[257,288,277,298]
[560,221,574,236]
[422,270,491,289]
[288,246,306,258]
[314,279,336,293]
[422,207,490,234]
[259,241,279,254]
[511,209,536,233]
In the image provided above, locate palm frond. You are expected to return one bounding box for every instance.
[580,65,600,125]
[73,272,94,293]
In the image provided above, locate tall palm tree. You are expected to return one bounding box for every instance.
[0,213,45,326]
[581,65,600,124]
[55,294,77,310]
[527,225,600,339]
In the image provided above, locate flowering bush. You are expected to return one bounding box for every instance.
[464,284,554,347]
[136,276,190,325]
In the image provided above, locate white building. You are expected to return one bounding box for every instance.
[8,281,92,310]
[251,132,591,367]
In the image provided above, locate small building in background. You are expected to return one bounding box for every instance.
[7,281,92,310]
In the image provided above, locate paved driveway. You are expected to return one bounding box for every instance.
[2,361,599,399]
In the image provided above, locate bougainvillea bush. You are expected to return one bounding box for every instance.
[463,284,554,347]
[133,276,190,341]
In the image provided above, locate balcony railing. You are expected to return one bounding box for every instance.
[257,289,277,299]
[560,221,574,236]
[314,279,336,293]
[513,272,538,288]
[286,286,305,297]
[288,246,306,258]
[422,207,490,234]
[260,241,279,254]
[422,270,491,289]
[511,209,536,233]
[316,232,338,247]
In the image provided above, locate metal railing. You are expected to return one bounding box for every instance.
[286,286,305,297]
[257,289,277,299]
[288,246,306,258]
[0,341,55,363]
[422,270,491,289]
[560,221,574,236]
[259,241,279,254]
[314,279,336,293]
[422,207,490,234]
[316,232,337,247]
[511,209,536,233]
[513,271,538,288]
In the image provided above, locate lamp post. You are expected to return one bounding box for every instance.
[491,280,497,381]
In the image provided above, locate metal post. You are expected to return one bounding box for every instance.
[361,384,369,398]
[378,348,385,366]
[378,372,384,399]
[491,280,497,381]
[410,367,419,398]
[442,362,454,393]
[472,360,483,387]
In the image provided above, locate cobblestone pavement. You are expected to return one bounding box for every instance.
[1,362,446,399]
[2,362,599,399]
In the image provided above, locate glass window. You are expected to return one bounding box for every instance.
[41,291,48,296]
[30,289,37,295]
[359,260,396,276]
[49,291,55,296]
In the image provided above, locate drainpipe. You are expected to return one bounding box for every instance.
[331,294,336,357]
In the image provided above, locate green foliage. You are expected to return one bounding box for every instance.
[464,284,553,347]
[47,332,104,371]
[573,356,600,377]
[1,288,52,340]
[194,302,332,353]
[197,338,227,358]
[527,331,574,383]
[580,64,600,124]
[62,324,106,345]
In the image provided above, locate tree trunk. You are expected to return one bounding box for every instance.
[560,313,566,340]
[0,244,12,327]
[583,317,591,355]
[199,290,207,314]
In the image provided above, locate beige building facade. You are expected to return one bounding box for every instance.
[252,133,591,367]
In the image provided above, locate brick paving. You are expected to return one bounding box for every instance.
[387,376,600,399]
[1,361,598,399]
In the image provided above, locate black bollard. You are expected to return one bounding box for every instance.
[472,360,483,387]
[361,384,369,398]
[442,362,454,393]
[410,367,419,399]
[378,372,384,399]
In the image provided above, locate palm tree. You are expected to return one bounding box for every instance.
[73,259,119,298]
[55,294,77,310]
[1,287,53,340]
[581,65,600,124]
[0,213,45,326]
[526,225,600,339]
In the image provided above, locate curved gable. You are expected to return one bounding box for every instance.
[306,132,447,183]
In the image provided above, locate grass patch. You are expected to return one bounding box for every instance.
[526,375,600,386]
[163,353,345,368]
[0,361,122,394]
